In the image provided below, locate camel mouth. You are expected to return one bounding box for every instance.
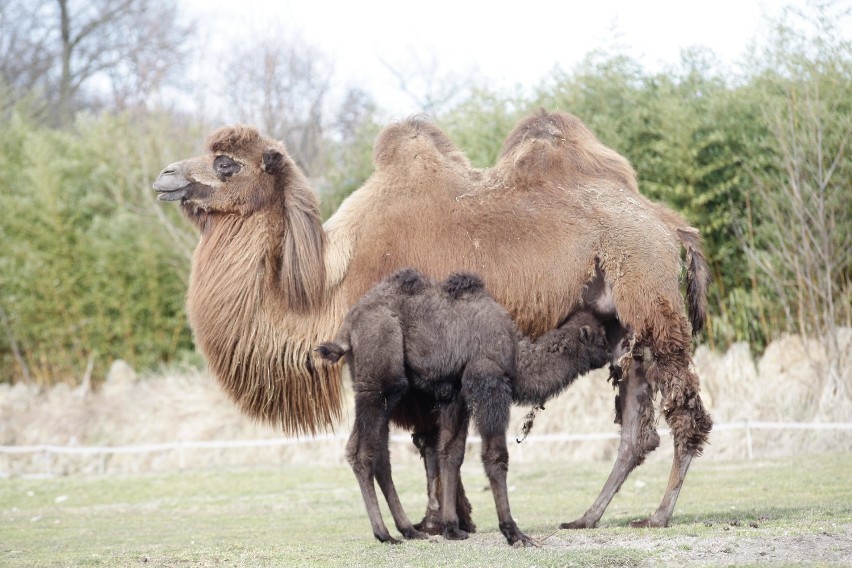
[154,186,189,201]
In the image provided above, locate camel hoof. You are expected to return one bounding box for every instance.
[378,534,402,545]
[414,516,444,536]
[559,518,596,530]
[630,517,667,528]
[443,526,469,541]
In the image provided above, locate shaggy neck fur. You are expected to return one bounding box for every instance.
[187,209,344,435]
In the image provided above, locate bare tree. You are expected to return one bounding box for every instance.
[220,31,333,177]
[379,48,477,117]
[0,0,191,124]
[743,2,851,413]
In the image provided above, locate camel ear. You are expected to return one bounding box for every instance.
[579,325,591,343]
[262,148,286,174]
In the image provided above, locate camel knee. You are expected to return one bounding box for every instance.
[481,438,509,479]
[665,393,713,457]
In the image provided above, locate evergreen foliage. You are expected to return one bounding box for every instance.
[0,3,848,386]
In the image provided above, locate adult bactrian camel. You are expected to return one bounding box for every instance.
[316,268,610,545]
[152,109,713,531]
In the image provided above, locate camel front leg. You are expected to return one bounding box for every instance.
[561,358,659,529]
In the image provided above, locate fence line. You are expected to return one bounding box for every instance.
[2,420,850,476]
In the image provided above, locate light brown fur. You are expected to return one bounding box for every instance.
[153,109,712,529]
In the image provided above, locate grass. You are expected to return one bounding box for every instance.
[1,452,851,567]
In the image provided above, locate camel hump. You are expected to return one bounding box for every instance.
[496,108,637,191]
[373,115,470,170]
[442,271,486,299]
[389,267,428,295]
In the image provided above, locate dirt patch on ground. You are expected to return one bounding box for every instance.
[553,527,852,566]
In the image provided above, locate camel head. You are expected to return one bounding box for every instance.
[153,125,292,226]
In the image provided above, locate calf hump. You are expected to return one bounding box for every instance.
[390,267,429,295]
[442,271,486,299]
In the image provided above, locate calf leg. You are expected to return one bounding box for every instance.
[480,430,536,546]
[436,398,471,541]
[412,429,443,535]
[413,428,476,535]
[347,391,400,543]
[469,373,535,547]
[373,408,429,540]
[561,356,659,529]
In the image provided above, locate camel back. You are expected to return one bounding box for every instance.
[329,110,687,342]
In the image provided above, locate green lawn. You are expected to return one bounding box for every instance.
[2,452,850,567]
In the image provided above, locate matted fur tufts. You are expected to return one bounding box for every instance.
[206,124,265,155]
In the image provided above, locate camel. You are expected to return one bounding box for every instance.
[152,108,712,532]
[315,268,610,545]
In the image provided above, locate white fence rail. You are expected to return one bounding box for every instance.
[2,421,850,476]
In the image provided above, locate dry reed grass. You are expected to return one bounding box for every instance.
[1,329,849,476]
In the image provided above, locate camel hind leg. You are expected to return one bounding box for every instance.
[560,355,660,529]
[560,349,712,529]
[631,354,712,527]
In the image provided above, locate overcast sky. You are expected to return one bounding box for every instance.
[183,0,839,118]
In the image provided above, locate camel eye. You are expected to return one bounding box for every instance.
[214,155,241,179]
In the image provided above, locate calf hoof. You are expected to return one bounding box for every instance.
[401,526,430,540]
[377,534,402,545]
[442,526,469,541]
[459,516,477,534]
[559,517,597,530]
[500,522,537,548]
[414,515,444,536]
[630,516,668,528]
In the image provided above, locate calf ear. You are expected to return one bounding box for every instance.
[579,325,591,343]
[262,148,286,174]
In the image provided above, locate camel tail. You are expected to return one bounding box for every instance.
[316,341,348,363]
[677,227,711,335]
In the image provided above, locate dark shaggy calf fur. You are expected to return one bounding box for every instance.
[317,268,609,546]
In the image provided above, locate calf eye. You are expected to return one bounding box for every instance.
[214,155,241,178]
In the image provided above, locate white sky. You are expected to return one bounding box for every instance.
[183,0,836,118]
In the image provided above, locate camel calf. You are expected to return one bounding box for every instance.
[317,268,610,546]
